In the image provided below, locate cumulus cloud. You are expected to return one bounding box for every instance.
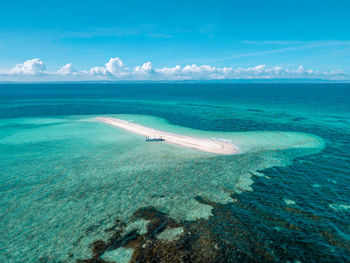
[9,58,46,75]
[58,63,75,75]
[0,57,347,81]
[155,65,182,78]
[105,57,125,74]
[89,57,128,76]
[155,64,281,80]
[154,63,347,80]
[134,61,153,75]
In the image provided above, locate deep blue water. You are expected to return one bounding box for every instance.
[1,83,350,112]
[0,83,349,262]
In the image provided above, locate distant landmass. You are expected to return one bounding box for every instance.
[1,78,349,84]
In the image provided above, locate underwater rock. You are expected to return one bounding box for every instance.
[77,196,350,263]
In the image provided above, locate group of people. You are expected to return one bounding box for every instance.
[145,136,165,142]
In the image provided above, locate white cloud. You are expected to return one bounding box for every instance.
[134,61,153,75]
[155,65,182,78]
[58,63,75,75]
[0,57,348,81]
[9,58,46,75]
[105,57,126,75]
[89,66,108,76]
[89,57,128,76]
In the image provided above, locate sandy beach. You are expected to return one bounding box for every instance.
[97,117,238,155]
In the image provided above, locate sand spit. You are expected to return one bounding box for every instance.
[97,117,238,155]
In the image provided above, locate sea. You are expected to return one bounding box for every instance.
[0,83,349,262]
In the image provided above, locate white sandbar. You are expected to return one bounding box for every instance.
[97,117,238,155]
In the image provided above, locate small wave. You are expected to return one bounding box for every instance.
[284,198,296,205]
[329,203,350,212]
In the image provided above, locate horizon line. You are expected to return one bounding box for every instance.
[1,79,350,84]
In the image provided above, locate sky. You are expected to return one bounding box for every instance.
[0,0,350,81]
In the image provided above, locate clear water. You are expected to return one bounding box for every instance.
[0,84,349,262]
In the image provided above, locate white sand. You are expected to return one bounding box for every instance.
[97,117,238,155]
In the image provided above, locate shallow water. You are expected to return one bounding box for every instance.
[0,84,349,262]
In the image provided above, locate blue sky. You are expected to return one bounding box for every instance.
[1,0,350,81]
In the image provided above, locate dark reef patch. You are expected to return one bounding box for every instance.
[77,188,350,263]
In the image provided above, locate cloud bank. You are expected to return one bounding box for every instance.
[0,57,347,81]
[9,58,46,75]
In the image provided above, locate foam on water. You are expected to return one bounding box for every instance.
[329,204,350,212]
[284,198,296,205]
[0,114,325,262]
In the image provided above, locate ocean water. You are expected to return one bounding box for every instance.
[0,84,349,262]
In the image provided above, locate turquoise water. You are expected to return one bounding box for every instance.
[0,84,349,262]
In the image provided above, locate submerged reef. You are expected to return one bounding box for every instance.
[77,192,350,263]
